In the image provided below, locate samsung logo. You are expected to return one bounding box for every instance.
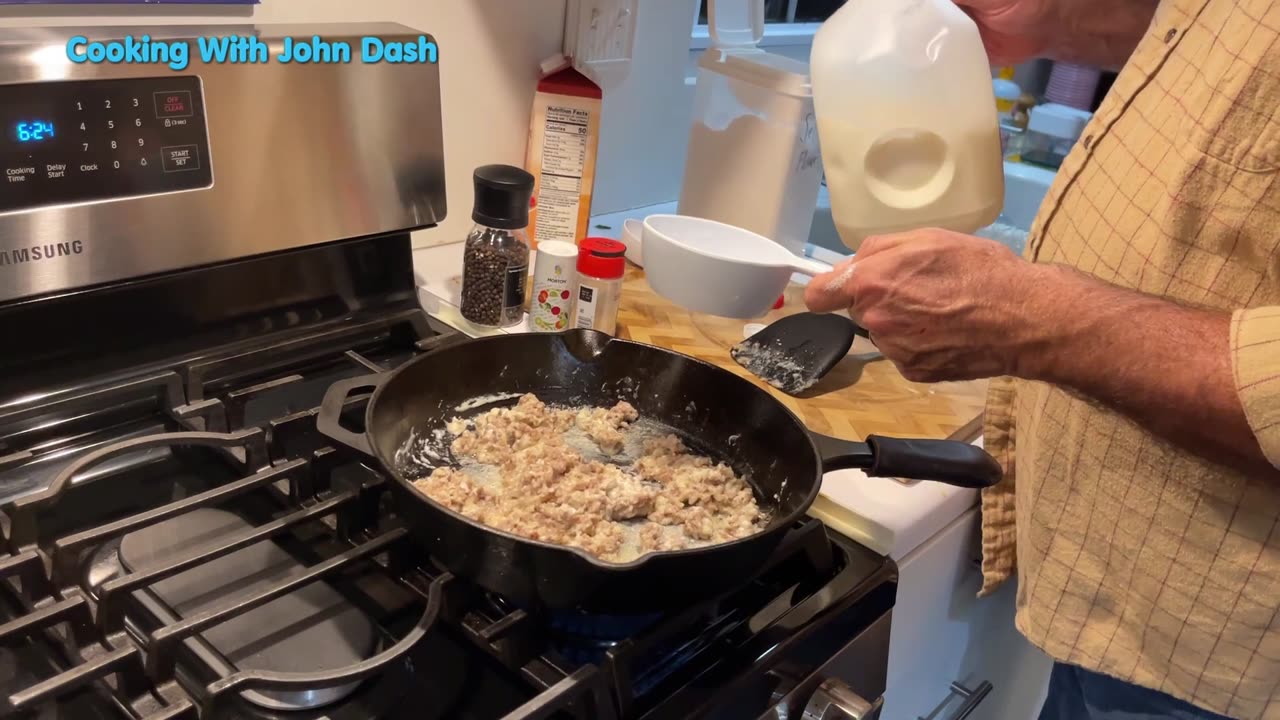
[0,240,84,266]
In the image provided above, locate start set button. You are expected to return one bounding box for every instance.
[161,145,200,172]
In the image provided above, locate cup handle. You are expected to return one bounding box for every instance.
[788,256,834,276]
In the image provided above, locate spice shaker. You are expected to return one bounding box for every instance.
[530,240,579,332]
[459,165,535,328]
[571,237,626,335]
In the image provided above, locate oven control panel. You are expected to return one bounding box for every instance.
[0,76,212,213]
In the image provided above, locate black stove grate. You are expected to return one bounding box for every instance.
[0,298,892,720]
[0,427,445,719]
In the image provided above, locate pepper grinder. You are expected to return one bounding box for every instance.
[459,165,535,328]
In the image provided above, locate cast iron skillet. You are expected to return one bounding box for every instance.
[317,330,999,612]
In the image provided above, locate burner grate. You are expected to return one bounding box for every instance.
[0,402,455,719]
[0,400,619,720]
[0,299,890,720]
[549,611,665,666]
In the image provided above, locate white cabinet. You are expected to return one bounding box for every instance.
[882,508,1053,720]
[815,435,1053,719]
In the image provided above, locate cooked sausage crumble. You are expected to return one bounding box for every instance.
[413,394,766,562]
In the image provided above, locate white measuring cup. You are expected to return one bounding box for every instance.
[642,214,833,318]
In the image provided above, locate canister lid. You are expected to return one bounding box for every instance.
[1026,103,1093,141]
[697,48,812,97]
[700,0,811,96]
[577,237,626,279]
[707,0,764,49]
[536,240,579,260]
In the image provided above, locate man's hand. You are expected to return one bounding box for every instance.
[805,228,1277,477]
[953,0,1056,65]
[804,229,1046,383]
[954,0,1160,69]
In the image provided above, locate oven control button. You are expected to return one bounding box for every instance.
[161,145,200,173]
[153,90,193,119]
[4,165,36,185]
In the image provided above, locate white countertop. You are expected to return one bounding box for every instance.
[812,439,983,560]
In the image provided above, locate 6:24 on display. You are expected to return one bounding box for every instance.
[14,121,54,143]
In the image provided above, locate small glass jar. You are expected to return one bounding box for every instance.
[459,165,535,328]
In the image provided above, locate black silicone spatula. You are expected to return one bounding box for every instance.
[731,312,871,395]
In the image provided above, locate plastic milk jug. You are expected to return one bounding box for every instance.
[810,0,1005,249]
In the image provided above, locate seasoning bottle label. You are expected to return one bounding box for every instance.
[575,284,598,329]
[532,279,574,331]
[504,263,528,311]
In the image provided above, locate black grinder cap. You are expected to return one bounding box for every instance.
[472,164,535,230]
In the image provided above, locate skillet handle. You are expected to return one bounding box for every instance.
[316,373,385,457]
[812,432,1002,489]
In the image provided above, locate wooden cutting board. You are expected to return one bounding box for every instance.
[616,267,987,441]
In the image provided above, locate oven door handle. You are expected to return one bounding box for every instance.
[802,679,883,720]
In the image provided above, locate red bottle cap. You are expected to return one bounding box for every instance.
[577,237,626,280]
[773,295,785,310]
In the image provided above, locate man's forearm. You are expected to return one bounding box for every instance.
[1016,264,1276,477]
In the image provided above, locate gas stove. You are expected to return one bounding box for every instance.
[0,23,896,720]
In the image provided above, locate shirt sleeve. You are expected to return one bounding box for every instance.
[979,375,1019,597]
[1232,307,1280,470]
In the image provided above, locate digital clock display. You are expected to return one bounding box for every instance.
[14,121,55,143]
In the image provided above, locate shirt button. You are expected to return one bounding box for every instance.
[1164,28,1178,42]
[1083,135,1095,149]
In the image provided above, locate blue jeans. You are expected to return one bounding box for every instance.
[1039,663,1234,720]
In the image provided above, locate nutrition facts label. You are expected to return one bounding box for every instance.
[535,105,589,242]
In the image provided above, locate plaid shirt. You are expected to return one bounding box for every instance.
[981,0,1280,717]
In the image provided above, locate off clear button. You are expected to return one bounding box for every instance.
[161,145,200,173]
[154,90,193,119]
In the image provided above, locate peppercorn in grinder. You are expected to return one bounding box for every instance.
[459,165,536,328]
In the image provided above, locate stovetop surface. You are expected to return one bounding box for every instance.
[0,244,894,720]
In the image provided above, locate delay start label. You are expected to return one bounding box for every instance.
[67,34,438,72]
